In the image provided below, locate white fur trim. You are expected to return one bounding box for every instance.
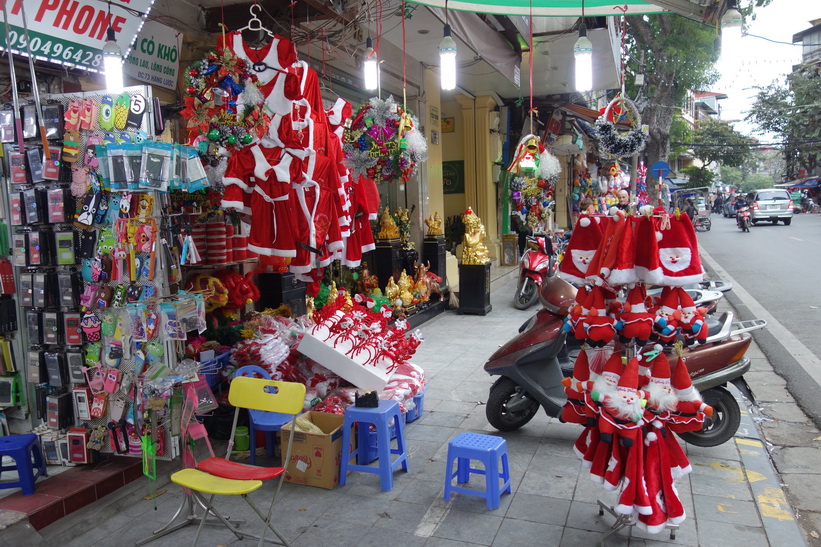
[246,243,297,258]
[223,176,249,190]
[579,217,591,227]
[221,200,245,211]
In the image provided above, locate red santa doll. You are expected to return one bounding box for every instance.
[581,286,617,347]
[668,355,713,433]
[617,284,655,346]
[653,288,681,345]
[677,288,708,346]
[561,349,596,426]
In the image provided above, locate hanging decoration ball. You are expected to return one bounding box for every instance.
[186,86,197,95]
[240,133,254,145]
[227,134,238,145]
[207,128,220,141]
[188,69,199,77]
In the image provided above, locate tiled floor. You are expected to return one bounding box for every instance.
[2,265,810,545]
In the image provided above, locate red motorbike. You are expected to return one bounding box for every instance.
[513,235,554,310]
[485,272,766,447]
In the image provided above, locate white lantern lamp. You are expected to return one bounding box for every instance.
[363,37,379,91]
[439,24,457,91]
[102,27,124,94]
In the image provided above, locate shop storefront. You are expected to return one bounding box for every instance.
[0,0,743,541]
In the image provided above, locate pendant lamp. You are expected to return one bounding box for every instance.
[720,0,743,54]
[102,27,124,94]
[574,9,593,93]
[363,37,379,91]
[440,24,457,91]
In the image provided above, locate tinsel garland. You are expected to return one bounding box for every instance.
[594,117,647,159]
[343,96,428,184]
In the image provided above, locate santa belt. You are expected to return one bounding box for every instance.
[566,397,585,406]
[293,178,320,250]
[253,185,289,244]
[672,411,698,417]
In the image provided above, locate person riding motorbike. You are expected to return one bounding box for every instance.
[735,196,751,231]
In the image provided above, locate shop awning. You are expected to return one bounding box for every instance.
[787,178,821,189]
[408,0,665,17]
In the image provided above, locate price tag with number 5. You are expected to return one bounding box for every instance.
[127,94,147,130]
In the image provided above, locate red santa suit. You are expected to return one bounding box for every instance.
[341,175,379,268]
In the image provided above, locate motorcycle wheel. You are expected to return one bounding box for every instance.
[513,277,539,310]
[677,386,741,447]
[486,377,540,431]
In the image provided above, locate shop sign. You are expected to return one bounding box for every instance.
[124,20,181,91]
[0,0,154,72]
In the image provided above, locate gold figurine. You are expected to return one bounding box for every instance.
[377,207,399,240]
[385,277,400,305]
[461,207,490,265]
[397,271,414,306]
[424,211,444,236]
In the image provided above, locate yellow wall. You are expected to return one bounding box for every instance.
[423,69,444,225]
[441,99,465,220]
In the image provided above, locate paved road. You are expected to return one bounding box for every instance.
[698,211,821,425]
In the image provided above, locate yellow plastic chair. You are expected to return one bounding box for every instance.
[170,377,306,546]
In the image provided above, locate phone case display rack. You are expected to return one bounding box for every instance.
[0,157,23,419]
[2,85,189,461]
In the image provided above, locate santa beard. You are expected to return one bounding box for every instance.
[604,392,644,420]
[645,382,677,412]
[592,373,619,396]
[571,249,596,274]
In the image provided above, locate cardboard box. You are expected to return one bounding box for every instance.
[280,411,350,489]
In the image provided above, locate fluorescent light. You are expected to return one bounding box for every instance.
[439,24,457,91]
[102,27,123,94]
[363,37,378,91]
[574,26,593,92]
[720,3,743,56]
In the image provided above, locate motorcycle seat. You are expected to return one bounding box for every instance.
[706,318,724,338]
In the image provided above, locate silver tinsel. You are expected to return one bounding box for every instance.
[343,144,378,177]
[594,118,647,159]
[368,96,400,128]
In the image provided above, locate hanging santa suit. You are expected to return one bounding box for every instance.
[340,175,379,268]
[222,145,302,258]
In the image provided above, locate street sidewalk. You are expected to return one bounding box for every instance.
[3,265,815,546]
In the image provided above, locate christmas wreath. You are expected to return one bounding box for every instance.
[181,48,270,150]
[343,96,427,184]
[595,95,647,159]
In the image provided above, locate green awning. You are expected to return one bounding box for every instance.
[407,0,666,17]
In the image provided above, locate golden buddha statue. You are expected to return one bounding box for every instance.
[385,277,400,305]
[461,207,490,265]
[394,207,412,248]
[377,207,399,240]
[397,270,414,306]
[424,211,444,237]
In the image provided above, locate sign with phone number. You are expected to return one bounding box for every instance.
[0,0,153,72]
[3,27,104,69]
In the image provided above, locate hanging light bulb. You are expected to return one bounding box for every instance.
[439,24,457,91]
[363,37,379,91]
[720,0,743,57]
[574,24,593,92]
[102,27,124,94]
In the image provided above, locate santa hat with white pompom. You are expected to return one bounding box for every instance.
[559,214,603,285]
[656,212,705,286]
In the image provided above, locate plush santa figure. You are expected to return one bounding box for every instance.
[575,351,623,469]
[668,356,713,433]
[677,288,708,346]
[633,206,663,285]
[559,214,603,285]
[592,356,646,447]
[653,288,681,345]
[561,349,598,426]
[656,211,705,286]
[581,286,617,347]
[564,285,592,341]
[617,284,655,346]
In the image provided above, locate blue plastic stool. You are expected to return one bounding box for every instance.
[443,433,511,510]
[0,434,48,496]
[339,400,409,491]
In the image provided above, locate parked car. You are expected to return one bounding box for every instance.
[749,188,794,225]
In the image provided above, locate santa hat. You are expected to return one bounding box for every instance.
[633,208,663,285]
[600,352,624,386]
[571,349,591,388]
[677,287,696,314]
[617,355,640,395]
[606,215,638,286]
[649,352,671,386]
[559,215,602,285]
[671,356,697,400]
[586,209,628,285]
[659,288,680,317]
[624,285,648,313]
[656,213,705,286]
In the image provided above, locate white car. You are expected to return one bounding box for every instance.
[749,188,794,226]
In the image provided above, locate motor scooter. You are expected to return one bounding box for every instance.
[737,203,752,232]
[512,235,553,310]
[484,273,767,447]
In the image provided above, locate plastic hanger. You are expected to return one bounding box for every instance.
[237,4,274,38]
